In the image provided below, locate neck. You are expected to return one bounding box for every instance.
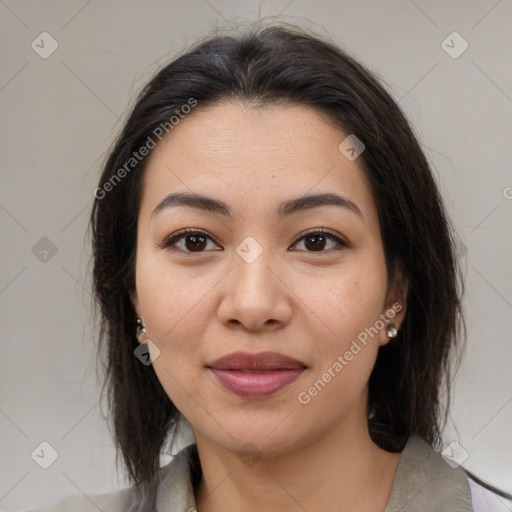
[194,410,402,512]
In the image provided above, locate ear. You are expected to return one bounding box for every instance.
[130,287,141,318]
[379,262,409,347]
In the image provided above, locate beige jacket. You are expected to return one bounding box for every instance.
[28,435,507,511]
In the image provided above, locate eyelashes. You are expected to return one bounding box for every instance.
[158,228,221,253]
[157,227,348,254]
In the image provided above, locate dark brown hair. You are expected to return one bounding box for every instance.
[89,22,508,498]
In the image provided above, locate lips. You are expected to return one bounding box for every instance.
[208,351,306,371]
[207,351,306,398]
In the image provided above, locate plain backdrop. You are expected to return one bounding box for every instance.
[1,1,511,510]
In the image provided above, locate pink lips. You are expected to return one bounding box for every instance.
[207,351,306,399]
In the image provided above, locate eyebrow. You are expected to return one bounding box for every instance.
[150,191,364,221]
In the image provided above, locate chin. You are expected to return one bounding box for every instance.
[192,409,315,459]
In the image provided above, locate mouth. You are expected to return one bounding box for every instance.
[206,351,307,399]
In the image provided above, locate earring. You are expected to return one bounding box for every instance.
[136,318,148,343]
[386,324,398,339]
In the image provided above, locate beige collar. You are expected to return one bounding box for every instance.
[151,435,472,511]
[383,435,472,511]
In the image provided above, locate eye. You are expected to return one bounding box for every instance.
[158,228,348,254]
[291,229,347,252]
[158,228,221,253]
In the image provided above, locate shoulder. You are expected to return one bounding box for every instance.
[386,435,473,510]
[468,477,512,512]
[394,435,512,512]
[25,486,136,512]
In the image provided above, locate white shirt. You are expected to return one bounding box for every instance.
[469,478,512,511]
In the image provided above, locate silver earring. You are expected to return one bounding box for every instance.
[136,318,148,343]
[386,324,398,339]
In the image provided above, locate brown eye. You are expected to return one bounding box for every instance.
[292,230,347,252]
[159,228,347,254]
[305,234,328,251]
[183,233,208,252]
[160,229,220,253]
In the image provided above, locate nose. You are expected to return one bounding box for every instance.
[217,241,292,332]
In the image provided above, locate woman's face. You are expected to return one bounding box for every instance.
[131,101,406,456]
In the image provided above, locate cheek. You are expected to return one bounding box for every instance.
[134,267,215,411]
[291,258,387,351]
[294,267,385,413]
[140,284,212,414]
[135,250,214,345]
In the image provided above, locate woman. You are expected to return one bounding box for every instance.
[31,23,511,512]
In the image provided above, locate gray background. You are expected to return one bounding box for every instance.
[1,1,511,510]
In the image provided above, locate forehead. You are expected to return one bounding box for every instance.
[139,101,377,225]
